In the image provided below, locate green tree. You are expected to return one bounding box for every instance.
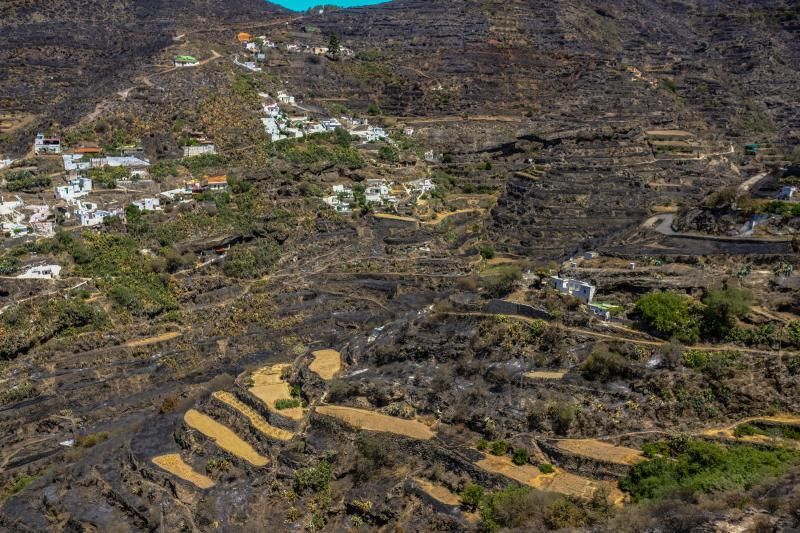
[328,33,341,60]
[460,483,484,510]
[635,291,701,343]
[702,286,752,338]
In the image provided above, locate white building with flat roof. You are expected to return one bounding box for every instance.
[550,276,596,304]
[18,264,61,279]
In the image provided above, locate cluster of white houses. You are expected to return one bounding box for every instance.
[261,92,389,144]
[1,196,54,237]
[322,178,436,214]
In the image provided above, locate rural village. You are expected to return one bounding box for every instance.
[1,1,800,532]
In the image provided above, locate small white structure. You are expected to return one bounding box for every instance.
[56,177,93,201]
[183,143,217,158]
[131,198,161,211]
[34,133,62,154]
[0,158,13,170]
[245,42,259,52]
[286,44,301,53]
[91,156,150,169]
[62,154,91,174]
[403,127,415,136]
[160,188,193,203]
[584,251,599,260]
[263,103,281,116]
[323,184,355,213]
[312,46,329,55]
[550,276,596,304]
[17,264,61,279]
[80,208,122,227]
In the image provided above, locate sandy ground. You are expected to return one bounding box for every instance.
[554,439,644,465]
[316,405,435,440]
[212,391,294,441]
[249,364,304,420]
[183,409,269,467]
[152,454,214,489]
[309,349,342,380]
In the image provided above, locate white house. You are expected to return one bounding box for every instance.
[364,179,398,204]
[34,133,62,154]
[321,118,342,131]
[263,103,281,116]
[323,184,355,213]
[550,276,596,304]
[0,158,14,170]
[403,127,415,136]
[80,208,122,227]
[132,198,161,211]
[245,42,259,52]
[277,91,296,105]
[17,264,62,280]
[405,179,436,194]
[56,177,93,201]
[183,143,217,158]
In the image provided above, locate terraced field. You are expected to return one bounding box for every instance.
[183,409,269,467]
[212,391,294,441]
[249,364,304,421]
[316,405,435,440]
[151,454,214,489]
[554,439,645,466]
[308,349,342,380]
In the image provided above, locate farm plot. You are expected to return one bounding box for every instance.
[554,439,644,465]
[309,349,342,380]
[212,391,294,441]
[249,364,304,421]
[183,409,269,467]
[152,454,214,489]
[316,405,435,440]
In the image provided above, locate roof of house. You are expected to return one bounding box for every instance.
[73,147,102,154]
[204,175,228,185]
[237,32,252,42]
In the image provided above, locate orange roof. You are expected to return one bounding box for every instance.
[237,32,252,43]
[74,147,102,154]
[204,175,228,184]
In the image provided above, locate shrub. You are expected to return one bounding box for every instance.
[477,438,489,451]
[549,402,577,436]
[460,483,484,510]
[378,145,399,163]
[635,291,701,343]
[581,344,630,382]
[788,321,800,347]
[479,246,495,259]
[512,448,529,465]
[181,153,227,173]
[682,349,739,378]
[489,440,509,456]
[702,287,752,338]
[88,166,128,188]
[223,241,280,279]
[620,438,800,502]
[274,398,301,410]
[538,463,555,474]
[76,431,109,448]
[0,257,18,275]
[294,460,331,493]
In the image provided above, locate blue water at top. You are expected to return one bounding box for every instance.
[268,0,390,11]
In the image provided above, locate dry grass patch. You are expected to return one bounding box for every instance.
[554,439,644,465]
[524,370,567,381]
[152,454,214,489]
[212,391,294,441]
[125,331,181,348]
[248,364,303,421]
[476,454,624,505]
[413,477,460,506]
[316,405,435,440]
[309,349,342,380]
[183,409,269,467]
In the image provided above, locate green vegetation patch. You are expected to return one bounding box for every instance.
[273,134,363,169]
[734,423,800,441]
[635,291,701,343]
[5,170,50,192]
[294,460,332,493]
[620,437,800,502]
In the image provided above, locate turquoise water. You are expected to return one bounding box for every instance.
[268,0,390,10]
